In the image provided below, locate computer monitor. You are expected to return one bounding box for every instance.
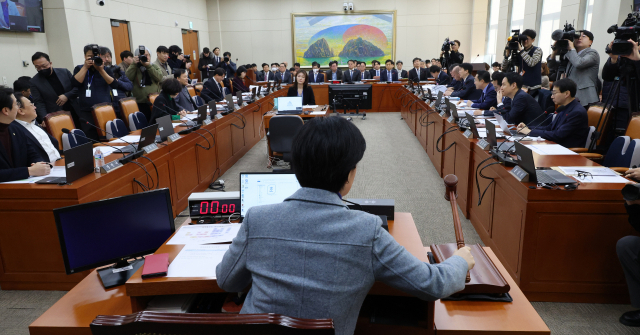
[239,172,301,217]
[277,97,303,113]
[328,84,373,110]
[156,115,175,142]
[54,189,175,288]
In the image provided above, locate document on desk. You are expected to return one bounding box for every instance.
[558,166,619,176]
[167,223,242,245]
[573,175,630,183]
[167,244,230,278]
[110,135,141,144]
[182,114,199,120]
[310,111,326,115]
[0,166,67,184]
[525,144,578,155]
[93,146,126,157]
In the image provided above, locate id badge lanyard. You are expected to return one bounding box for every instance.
[86,73,95,98]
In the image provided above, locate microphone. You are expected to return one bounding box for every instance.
[61,128,140,164]
[495,110,551,154]
[79,118,137,152]
[551,29,564,41]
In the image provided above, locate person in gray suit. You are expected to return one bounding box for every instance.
[216,117,474,335]
[30,52,80,124]
[548,31,600,107]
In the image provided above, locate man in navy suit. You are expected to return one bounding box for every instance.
[446,65,463,91]
[0,86,50,183]
[429,65,451,86]
[408,57,427,82]
[467,71,497,111]
[396,60,408,79]
[201,68,229,103]
[369,60,382,78]
[380,59,398,82]
[275,63,292,84]
[309,62,325,83]
[446,63,475,99]
[343,60,361,83]
[358,62,371,79]
[497,73,544,126]
[517,79,588,148]
[325,61,343,81]
[259,63,274,81]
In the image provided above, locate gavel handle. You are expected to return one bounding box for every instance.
[449,190,471,283]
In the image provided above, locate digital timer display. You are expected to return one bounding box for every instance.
[189,199,241,218]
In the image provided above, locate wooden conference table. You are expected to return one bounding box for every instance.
[29,212,549,335]
[399,90,634,304]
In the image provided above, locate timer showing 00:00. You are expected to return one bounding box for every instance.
[198,201,236,214]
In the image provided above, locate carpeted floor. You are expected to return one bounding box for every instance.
[1,112,639,334]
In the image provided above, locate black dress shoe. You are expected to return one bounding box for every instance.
[620,310,640,327]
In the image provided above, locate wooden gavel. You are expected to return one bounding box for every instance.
[444,174,471,283]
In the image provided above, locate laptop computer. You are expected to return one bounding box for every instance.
[276,97,303,115]
[236,91,244,106]
[495,114,521,136]
[485,119,515,152]
[239,172,302,218]
[36,142,94,184]
[155,115,175,142]
[464,114,480,138]
[225,94,235,113]
[137,124,159,150]
[513,142,577,185]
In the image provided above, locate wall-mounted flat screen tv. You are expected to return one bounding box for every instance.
[1,0,44,32]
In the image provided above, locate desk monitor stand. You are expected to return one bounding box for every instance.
[97,258,145,289]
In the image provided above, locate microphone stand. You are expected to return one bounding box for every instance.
[492,111,550,164]
[79,118,141,155]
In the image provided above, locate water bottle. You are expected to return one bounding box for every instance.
[94,148,104,172]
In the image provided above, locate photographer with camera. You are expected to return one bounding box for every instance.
[548,30,600,107]
[168,45,186,70]
[502,29,543,91]
[154,46,173,83]
[216,51,237,79]
[99,47,132,119]
[126,45,164,120]
[198,47,216,80]
[71,44,120,140]
[440,39,464,70]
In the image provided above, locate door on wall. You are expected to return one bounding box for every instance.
[182,29,200,81]
[111,20,131,64]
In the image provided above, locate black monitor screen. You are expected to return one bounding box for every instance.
[1,0,44,32]
[329,84,372,109]
[54,189,175,274]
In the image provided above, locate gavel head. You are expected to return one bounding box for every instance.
[444,174,458,201]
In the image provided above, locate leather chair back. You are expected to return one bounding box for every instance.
[194,83,204,96]
[119,97,139,128]
[148,92,159,113]
[586,104,610,146]
[128,112,149,131]
[186,85,196,97]
[92,103,117,139]
[269,115,304,162]
[44,111,75,150]
[626,116,640,139]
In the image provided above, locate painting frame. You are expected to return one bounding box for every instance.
[291,10,397,69]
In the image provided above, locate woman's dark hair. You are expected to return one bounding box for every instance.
[0,86,15,112]
[235,66,247,77]
[541,62,550,76]
[294,70,308,89]
[161,78,183,95]
[291,116,366,193]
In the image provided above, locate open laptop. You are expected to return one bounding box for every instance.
[276,97,303,115]
[513,142,577,185]
[155,115,175,142]
[239,172,302,218]
[137,124,159,150]
[485,119,515,152]
[495,114,521,136]
[36,142,94,184]
[464,114,480,138]
[224,94,235,113]
[236,91,244,106]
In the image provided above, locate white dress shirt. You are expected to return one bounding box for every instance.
[15,119,61,163]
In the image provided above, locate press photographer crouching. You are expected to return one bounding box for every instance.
[501,29,543,91]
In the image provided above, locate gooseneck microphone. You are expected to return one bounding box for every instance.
[495,110,551,153]
[79,118,138,152]
[61,128,140,164]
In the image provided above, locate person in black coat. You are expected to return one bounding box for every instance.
[325,61,343,81]
[396,60,408,79]
[447,63,475,99]
[198,48,217,80]
[30,52,81,124]
[0,86,50,182]
[408,58,427,82]
[517,79,588,148]
[287,70,316,106]
[150,79,187,124]
[232,66,250,93]
[497,73,544,126]
[429,65,451,86]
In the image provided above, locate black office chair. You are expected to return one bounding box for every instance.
[268,115,304,163]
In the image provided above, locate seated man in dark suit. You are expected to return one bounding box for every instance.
[343,59,361,83]
[309,62,325,83]
[0,86,51,182]
[429,65,451,86]
[258,63,269,81]
[468,71,497,112]
[30,51,80,124]
[497,72,544,126]
[408,57,427,82]
[201,68,229,103]
[369,60,382,79]
[13,93,60,163]
[325,61,342,81]
[396,60,408,79]
[275,63,291,84]
[446,63,474,98]
[358,62,371,79]
[487,71,508,117]
[380,59,398,82]
[446,65,463,91]
[516,79,588,148]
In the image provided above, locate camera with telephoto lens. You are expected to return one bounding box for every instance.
[224,56,230,63]
[551,22,581,55]
[90,44,103,66]
[441,37,455,52]
[183,54,191,60]
[606,11,640,56]
[138,46,148,63]
[506,29,527,51]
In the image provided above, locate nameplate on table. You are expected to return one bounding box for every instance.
[510,165,530,182]
[100,160,123,174]
[439,111,446,117]
[447,115,455,124]
[476,139,491,150]
[142,143,158,154]
[167,133,181,143]
[203,119,212,126]
[463,129,474,139]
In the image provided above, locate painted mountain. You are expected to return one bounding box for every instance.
[338,37,384,57]
[304,38,334,58]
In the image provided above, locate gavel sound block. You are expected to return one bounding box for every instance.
[429,174,510,295]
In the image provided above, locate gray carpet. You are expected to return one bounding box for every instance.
[1,112,638,334]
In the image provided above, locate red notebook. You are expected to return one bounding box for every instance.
[142,253,169,279]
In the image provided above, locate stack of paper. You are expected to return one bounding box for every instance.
[557,166,629,183]
[93,146,126,157]
[110,135,141,144]
[167,224,242,245]
[1,166,67,184]
[146,294,196,313]
[525,144,578,155]
[167,244,230,278]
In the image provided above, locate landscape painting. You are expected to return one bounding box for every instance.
[292,11,396,68]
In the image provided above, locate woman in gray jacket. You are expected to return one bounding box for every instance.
[216,116,474,335]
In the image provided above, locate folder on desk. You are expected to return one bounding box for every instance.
[142,253,169,279]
